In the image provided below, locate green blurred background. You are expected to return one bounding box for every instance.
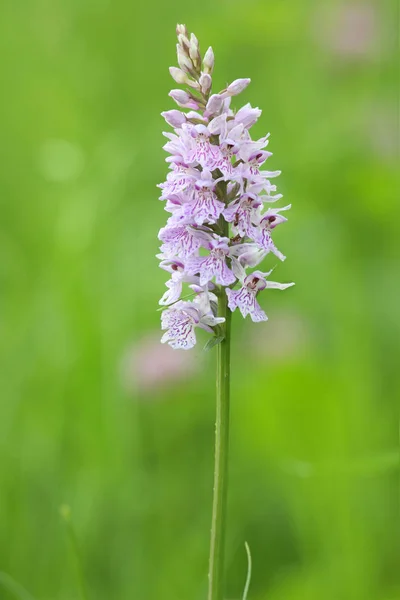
[0,0,398,599]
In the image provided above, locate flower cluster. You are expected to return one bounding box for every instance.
[158,25,294,350]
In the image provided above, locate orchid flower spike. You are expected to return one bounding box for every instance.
[157,26,294,349]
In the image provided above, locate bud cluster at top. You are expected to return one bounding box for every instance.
[157,25,294,350]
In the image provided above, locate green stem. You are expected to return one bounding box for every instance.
[208,287,231,600]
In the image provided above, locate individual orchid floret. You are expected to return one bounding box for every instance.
[208,119,245,177]
[187,169,225,225]
[237,135,271,165]
[161,301,220,350]
[226,263,294,322]
[223,192,263,238]
[159,258,199,306]
[188,236,236,286]
[161,290,224,350]
[158,223,206,258]
[251,204,291,260]
[158,161,198,200]
[244,173,283,200]
[229,243,267,268]
[186,124,220,168]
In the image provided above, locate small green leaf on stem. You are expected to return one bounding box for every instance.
[203,335,225,352]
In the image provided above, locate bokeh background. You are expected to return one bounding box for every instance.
[0,0,399,599]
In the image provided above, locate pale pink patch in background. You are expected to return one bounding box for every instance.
[314,3,379,60]
[121,333,199,395]
[245,311,310,362]
[367,107,398,160]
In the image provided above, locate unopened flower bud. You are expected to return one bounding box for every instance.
[169,89,191,104]
[203,46,215,74]
[205,94,224,115]
[208,114,225,134]
[235,103,262,128]
[189,33,201,67]
[186,79,201,91]
[169,89,200,110]
[226,78,251,96]
[199,73,212,95]
[176,24,188,38]
[161,110,187,128]
[186,110,206,122]
[177,44,194,74]
[169,66,189,84]
[190,32,199,48]
[178,33,191,52]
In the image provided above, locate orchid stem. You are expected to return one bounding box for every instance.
[208,272,231,599]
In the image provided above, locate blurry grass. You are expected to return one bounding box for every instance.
[0,572,36,600]
[60,505,89,600]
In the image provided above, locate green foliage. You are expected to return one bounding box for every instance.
[0,572,36,600]
[0,1,398,599]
